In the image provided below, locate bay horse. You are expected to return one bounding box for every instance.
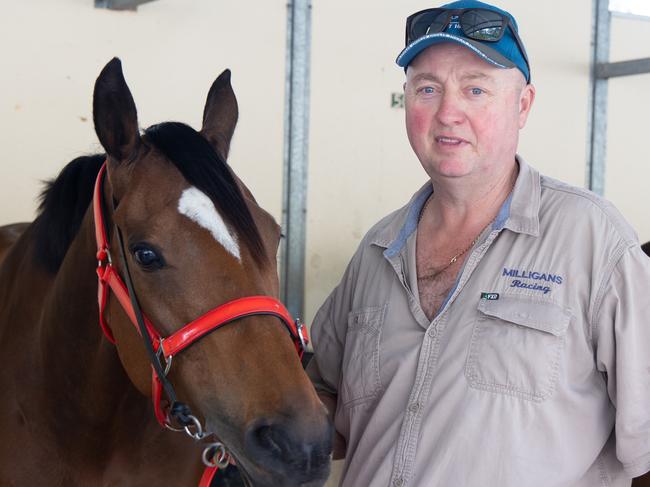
[0,58,332,486]
[0,223,28,265]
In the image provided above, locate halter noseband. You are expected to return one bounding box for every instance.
[93,162,308,483]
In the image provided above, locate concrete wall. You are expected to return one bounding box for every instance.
[0,0,287,224]
[605,13,650,246]
[3,1,647,320]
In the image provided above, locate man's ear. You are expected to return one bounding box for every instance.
[518,82,535,129]
[200,69,238,161]
[93,57,140,163]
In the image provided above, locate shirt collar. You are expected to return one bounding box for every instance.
[501,155,540,236]
[372,155,541,257]
[382,183,432,258]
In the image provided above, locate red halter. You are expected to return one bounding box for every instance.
[93,162,308,485]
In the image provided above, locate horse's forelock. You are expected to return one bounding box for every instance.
[143,122,267,267]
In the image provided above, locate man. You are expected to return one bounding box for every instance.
[307,1,650,486]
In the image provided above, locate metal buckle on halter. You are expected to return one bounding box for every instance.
[202,441,231,469]
[182,414,206,441]
[164,411,207,441]
[295,318,308,352]
[97,247,113,268]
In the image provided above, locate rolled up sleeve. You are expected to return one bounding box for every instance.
[307,294,342,396]
[306,251,360,397]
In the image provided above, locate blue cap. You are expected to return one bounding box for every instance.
[396,0,530,82]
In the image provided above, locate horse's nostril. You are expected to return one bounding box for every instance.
[253,423,291,461]
[244,416,332,480]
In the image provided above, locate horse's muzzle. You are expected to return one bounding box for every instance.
[243,412,333,486]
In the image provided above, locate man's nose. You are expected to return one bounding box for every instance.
[435,91,465,126]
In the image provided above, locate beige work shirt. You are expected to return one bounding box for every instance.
[308,158,650,487]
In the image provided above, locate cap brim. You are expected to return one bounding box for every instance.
[396,32,517,70]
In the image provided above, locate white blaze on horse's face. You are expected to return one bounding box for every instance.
[178,187,241,261]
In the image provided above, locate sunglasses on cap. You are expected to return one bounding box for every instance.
[405,7,530,73]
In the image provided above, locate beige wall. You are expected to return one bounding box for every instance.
[3,1,647,321]
[605,14,650,246]
[0,0,287,224]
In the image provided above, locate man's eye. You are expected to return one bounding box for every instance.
[421,86,435,94]
[471,87,484,95]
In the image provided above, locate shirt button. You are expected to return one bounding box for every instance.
[427,327,437,338]
[393,477,404,487]
[408,402,420,413]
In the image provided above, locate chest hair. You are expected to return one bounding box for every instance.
[417,258,464,321]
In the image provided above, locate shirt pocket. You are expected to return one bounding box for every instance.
[340,305,386,408]
[464,295,571,402]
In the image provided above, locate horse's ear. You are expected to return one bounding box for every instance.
[200,69,238,161]
[93,58,140,163]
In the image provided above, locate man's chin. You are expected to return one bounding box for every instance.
[426,159,475,180]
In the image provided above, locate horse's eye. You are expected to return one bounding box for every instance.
[132,245,164,270]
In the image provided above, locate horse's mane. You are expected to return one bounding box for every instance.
[32,154,106,273]
[32,122,266,273]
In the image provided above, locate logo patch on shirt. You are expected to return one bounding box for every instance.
[481,292,500,300]
[502,268,564,295]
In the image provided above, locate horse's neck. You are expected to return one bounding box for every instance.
[50,210,145,417]
[0,211,202,484]
[21,209,148,437]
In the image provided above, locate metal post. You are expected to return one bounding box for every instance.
[280,0,312,319]
[586,0,610,195]
[94,0,157,10]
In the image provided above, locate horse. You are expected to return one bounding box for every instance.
[0,223,28,265]
[0,58,332,487]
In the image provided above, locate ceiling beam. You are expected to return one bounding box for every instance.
[595,57,650,78]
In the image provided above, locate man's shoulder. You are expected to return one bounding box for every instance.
[539,173,638,245]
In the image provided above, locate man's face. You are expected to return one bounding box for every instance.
[404,43,534,182]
